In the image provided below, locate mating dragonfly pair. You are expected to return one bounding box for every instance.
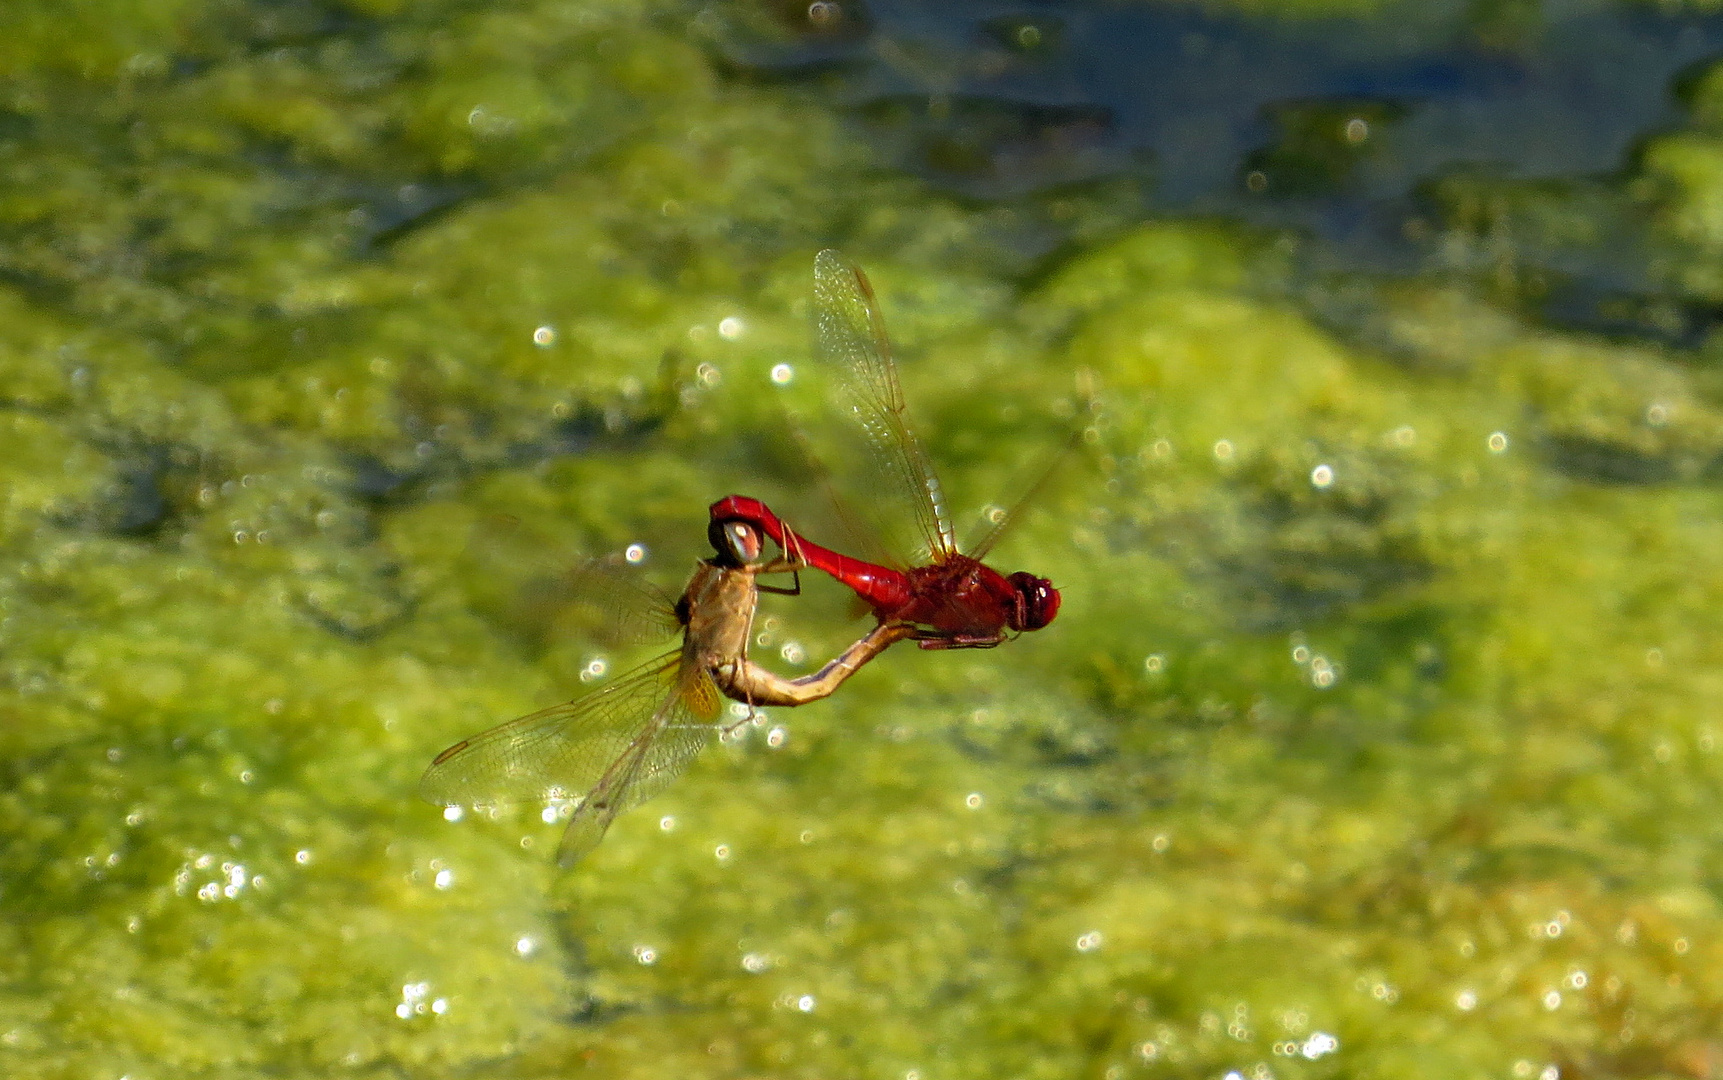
[420,252,1062,865]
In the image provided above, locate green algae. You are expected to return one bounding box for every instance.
[5,1,1723,1078]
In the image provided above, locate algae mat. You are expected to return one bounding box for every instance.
[4,0,1723,1077]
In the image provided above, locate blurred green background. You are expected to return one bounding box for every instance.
[6,0,1723,1076]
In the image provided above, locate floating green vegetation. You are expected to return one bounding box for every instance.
[4,1,1723,1078]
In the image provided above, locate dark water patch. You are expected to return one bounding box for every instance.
[710,0,1723,342]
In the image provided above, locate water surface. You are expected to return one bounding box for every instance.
[4,0,1723,1077]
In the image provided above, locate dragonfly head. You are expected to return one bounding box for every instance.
[709,517,766,567]
[1006,572,1060,632]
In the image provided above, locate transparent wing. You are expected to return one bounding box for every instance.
[564,555,681,647]
[557,666,719,866]
[464,516,679,648]
[961,431,1081,561]
[812,249,958,562]
[420,652,686,807]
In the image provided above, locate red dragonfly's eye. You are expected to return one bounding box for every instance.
[1007,573,1060,631]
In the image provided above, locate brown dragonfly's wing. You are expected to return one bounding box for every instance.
[564,554,681,647]
[556,664,721,866]
[419,652,685,808]
[464,515,679,648]
[812,249,959,563]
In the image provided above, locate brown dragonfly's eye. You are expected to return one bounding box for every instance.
[711,518,764,565]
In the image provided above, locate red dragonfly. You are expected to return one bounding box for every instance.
[711,249,1061,650]
[420,516,911,865]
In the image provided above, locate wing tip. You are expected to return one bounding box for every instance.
[557,810,609,867]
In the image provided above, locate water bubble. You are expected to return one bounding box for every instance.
[633,945,658,966]
[624,543,648,564]
[1213,439,1235,461]
[965,792,984,809]
[442,806,464,822]
[295,850,312,865]
[659,815,676,832]
[1300,1032,1339,1059]
[780,642,805,665]
[1344,117,1369,143]
[766,726,788,748]
[1455,989,1477,1011]
[1310,655,1338,688]
[532,326,557,347]
[1311,464,1334,488]
[1542,990,1561,1010]
[771,363,794,384]
[795,994,816,1012]
[714,844,731,863]
[696,362,721,386]
[434,869,454,890]
[1075,931,1104,952]
[1144,654,1164,674]
[515,936,536,957]
[718,317,746,340]
[1487,431,1509,453]
[579,657,609,683]
[742,952,771,973]
[1392,425,1416,447]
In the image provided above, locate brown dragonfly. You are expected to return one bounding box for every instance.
[420,514,912,866]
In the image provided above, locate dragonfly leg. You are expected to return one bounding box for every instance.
[719,704,760,737]
[755,521,806,595]
[755,569,802,597]
[912,629,1005,650]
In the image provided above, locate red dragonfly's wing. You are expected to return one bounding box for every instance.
[961,431,1080,561]
[812,249,959,563]
[419,651,717,849]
